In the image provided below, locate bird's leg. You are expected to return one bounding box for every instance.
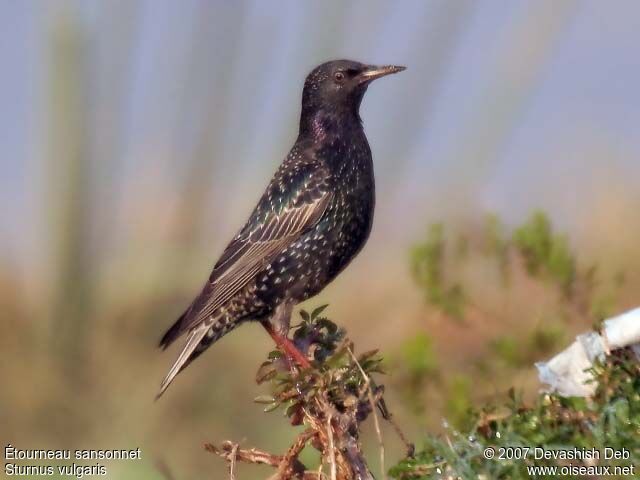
[272,300,294,337]
[261,302,311,369]
[262,321,311,369]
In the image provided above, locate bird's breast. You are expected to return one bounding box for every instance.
[258,131,376,303]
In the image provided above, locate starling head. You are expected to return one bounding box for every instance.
[301,60,405,125]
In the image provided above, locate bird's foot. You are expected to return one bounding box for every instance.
[261,320,311,370]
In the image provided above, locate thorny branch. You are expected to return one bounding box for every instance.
[205,308,412,480]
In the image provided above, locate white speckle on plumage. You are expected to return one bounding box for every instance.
[158,60,405,396]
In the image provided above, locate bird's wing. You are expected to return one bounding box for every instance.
[159,160,331,348]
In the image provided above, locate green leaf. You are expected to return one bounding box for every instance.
[268,350,283,360]
[311,304,329,319]
[358,349,380,363]
[317,317,338,334]
[253,395,275,404]
[255,361,277,384]
[263,402,280,413]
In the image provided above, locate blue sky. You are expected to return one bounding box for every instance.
[2,0,639,269]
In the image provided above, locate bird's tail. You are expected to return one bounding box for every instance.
[156,314,243,399]
[155,324,210,400]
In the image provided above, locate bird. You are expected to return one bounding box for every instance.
[157,59,405,398]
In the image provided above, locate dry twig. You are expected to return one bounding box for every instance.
[347,347,386,480]
[206,433,325,480]
[229,442,239,480]
[326,414,337,480]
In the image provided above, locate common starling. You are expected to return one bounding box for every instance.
[158,60,405,397]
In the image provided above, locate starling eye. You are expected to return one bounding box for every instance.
[334,71,345,83]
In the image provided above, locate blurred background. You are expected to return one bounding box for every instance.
[2,0,640,478]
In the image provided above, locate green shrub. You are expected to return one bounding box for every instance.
[513,211,576,295]
[389,349,640,479]
[410,223,466,319]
